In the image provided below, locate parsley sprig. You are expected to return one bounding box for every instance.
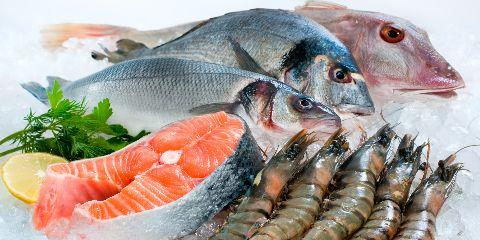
[0,81,149,160]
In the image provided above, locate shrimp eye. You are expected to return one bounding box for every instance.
[380,24,405,43]
[329,68,352,83]
[294,97,313,112]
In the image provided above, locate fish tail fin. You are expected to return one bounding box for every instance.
[21,76,71,105]
[40,23,135,50]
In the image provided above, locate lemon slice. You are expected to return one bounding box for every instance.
[1,153,67,204]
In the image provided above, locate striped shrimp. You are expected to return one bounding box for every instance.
[211,130,315,240]
[351,134,425,240]
[393,155,463,240]
[302,124,396,240]
[250,128,349,240]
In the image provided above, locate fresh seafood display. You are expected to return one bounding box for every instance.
[250,128,348,240]
[21,57,340,134]
[212,130,314,239]
[0,2,472,240]
[33,112,263,239]
[394,156,463,240]
[302,124,395,239]
[351,135,424,240]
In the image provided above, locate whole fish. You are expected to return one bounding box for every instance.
[21,57,340,136]
[45,9,375,115]
[42,3,464,94]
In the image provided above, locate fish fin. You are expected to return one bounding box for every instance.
[22,76,71,105]
[227,37,273,77]
[297,1,348,10]
[40,23,135,50]
[189,103,236,115]
[46,76,71,88]
[153,19,214,48]
[91,39,148,63]
[21,82,49,105]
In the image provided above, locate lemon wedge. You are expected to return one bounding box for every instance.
[1,153,67,203]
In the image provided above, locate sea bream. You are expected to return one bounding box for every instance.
[43,3,464,95]
[44,9,375,115]
[21,57,341,136]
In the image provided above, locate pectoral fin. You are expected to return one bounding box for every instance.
[227,37,273,78]
[189,103,237,115]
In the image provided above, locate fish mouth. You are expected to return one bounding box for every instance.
[337,104,375,116]
[301,116,342,134]
[396,84,465,95]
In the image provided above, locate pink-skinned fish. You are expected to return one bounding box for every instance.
[41,1,464,95]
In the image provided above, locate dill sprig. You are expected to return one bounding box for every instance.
[0,80,149,160]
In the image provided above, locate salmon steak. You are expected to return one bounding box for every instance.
[33,112,263,240]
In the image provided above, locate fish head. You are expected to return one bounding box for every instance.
[297,5,464,93]
[238,80,341,134]
[281,39,374,115]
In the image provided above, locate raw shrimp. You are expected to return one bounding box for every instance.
[303,124,396,240]
[393,156,463,240]
[211,130,315,240]
[250,129,349,240]
[351,135,424,240]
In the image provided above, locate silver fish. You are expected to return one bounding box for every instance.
[21,57,340,136]
[90,9,374,115]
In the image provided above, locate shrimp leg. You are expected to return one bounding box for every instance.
[211,130,314,240]
[251,129,349,240]
[351,135,424,240]
[393,157,463,240]
[302,124,396,240]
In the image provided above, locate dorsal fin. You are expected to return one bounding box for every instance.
[299,1,348,10]
[227,37,273,77]
[152,19,214,49]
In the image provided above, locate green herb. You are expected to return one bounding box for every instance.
[0,80,149,160]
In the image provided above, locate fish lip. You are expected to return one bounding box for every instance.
[396,84,465,94]
[301,116,342,133]
[337,104,375,116]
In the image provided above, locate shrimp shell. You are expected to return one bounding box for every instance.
[351,135,424,240]
[302,124,396,240]
[251,129,349,240]
[211,130,314,240]
[393,158,463,240]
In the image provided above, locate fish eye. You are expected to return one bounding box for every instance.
[380,24,405,43]
[293,97,314,112]
[329,67,352,84]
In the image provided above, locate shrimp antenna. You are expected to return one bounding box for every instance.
[420,140,431,181]
[446,144,480,165]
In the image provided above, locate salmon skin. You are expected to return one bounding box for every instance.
[21,57,341,136]
[33,112,264,240]
[89,9,374,115]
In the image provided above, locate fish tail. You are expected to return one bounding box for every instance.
[40,23,134,50]
[21,76,70,105]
